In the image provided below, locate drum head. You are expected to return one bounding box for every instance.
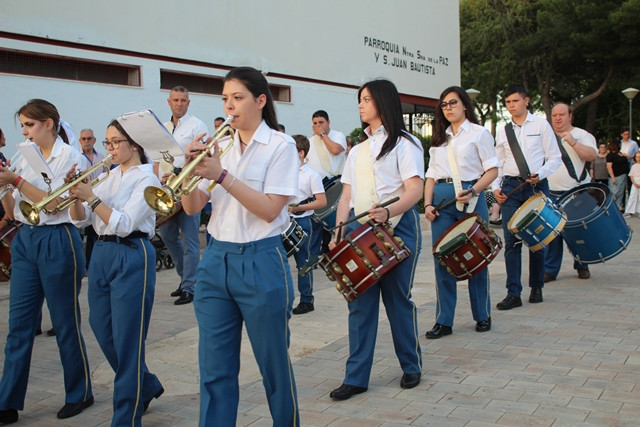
[508,193,545,232]
[558,183,608,223]
[314,180,343,219]
[435,216,477,252]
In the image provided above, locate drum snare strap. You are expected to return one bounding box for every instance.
[354,139,378,223]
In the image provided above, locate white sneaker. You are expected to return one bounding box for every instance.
[623,213,632,218]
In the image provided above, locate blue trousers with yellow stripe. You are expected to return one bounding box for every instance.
[342,207,423,387]
[194,235,299,427]
[430,183,491,326]
[88,237,162,427]
[0,224,92,410]
[291,216,315,303]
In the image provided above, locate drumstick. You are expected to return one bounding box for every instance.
[434,189,472,211]
[327,196,400,232]
[504,181,529,199]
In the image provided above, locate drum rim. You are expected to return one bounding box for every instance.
[433,213,483,252]
[507,192,547,232]
[558,183,610,225]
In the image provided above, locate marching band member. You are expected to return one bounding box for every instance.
[0,99,93,424]
[329,79,424,400]
[424,86,499,339]
[68,118,164,426]
[181,66,300,426]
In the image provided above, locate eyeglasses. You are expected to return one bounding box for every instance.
[440,99,459,110]
[102,138,128,149]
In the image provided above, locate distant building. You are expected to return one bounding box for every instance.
[0,0,460,157]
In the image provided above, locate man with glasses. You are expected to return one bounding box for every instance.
[80,129,107,270]
[158,86,208,305]
[491,84,561,310]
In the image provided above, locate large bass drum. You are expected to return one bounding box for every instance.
[557,183,632,263]
[312,176,343,231]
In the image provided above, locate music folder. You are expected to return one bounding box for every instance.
[116,109,184,163]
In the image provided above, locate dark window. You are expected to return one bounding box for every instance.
[0,48,140,86]
[161,69,291,102]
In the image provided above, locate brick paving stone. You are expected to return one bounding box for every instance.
[1,219,639,425]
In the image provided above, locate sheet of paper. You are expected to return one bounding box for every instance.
[17,141,54,182]
[116,110,184,163]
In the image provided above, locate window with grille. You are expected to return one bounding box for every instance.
[161,69,291,102]
[0,48,140,86]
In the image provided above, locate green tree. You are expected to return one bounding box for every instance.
[461,0,640,140]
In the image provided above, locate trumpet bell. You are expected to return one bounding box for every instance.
[19,200,40,225]
[144,186,176,216]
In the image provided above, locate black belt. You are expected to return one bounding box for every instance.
[97,231,148,248]
[436,178,478,184]
[503,175,526,182]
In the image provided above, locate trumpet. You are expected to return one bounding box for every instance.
[19,154,113,225]
[144,115,235,216]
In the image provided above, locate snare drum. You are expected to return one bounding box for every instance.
[319,220,410,302]
[557,183,632,263]
[433,214,502,281]
[0,222,21,281]
[282,219,308,257]
[313,176,343,230]
[508,192,566,251]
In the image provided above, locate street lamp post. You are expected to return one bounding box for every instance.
[466,88,481,101]
[622,87,639,137]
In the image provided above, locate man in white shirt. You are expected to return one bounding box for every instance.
[620,127,638,200]
[492,84,562,310]
[544,103,597,282]
[159,86,209,305]
[306,110,347,253]
[79,128,107,270]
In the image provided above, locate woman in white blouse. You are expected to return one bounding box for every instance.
[424,86,499,339]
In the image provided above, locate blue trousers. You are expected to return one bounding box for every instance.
[343,207,422,387]
[544,191,587,277]
[157,209,201,294]
[0,224,92,410]
[292,216,316,303]
[430,183,491,326]
[194,235,299,427]
[609,174,627,211]
[500,178,549,296]
[88,237,163,426]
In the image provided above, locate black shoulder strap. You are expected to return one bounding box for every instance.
[555,134,588,182]
[505,123,531,180]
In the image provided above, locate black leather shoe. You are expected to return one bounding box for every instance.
[0,408,18,424]
[143,387,164,413]
[543,273,556,283]
[35,329,42,336]
[425,323,452,339]
[292,302,314,315]
[476,317,491,332]
[170,282,182,297]
[329,383,367,400]
[496,294,522,310]
[400,372,421,389]
[46,328,56,337]
[174,291,193,305]
[57,396,94,419]
[529,287,543,303]
[577,268,590,279]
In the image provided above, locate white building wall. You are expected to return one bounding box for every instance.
[0,0,459,158]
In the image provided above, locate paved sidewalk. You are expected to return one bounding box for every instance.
[1,217,639,426]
